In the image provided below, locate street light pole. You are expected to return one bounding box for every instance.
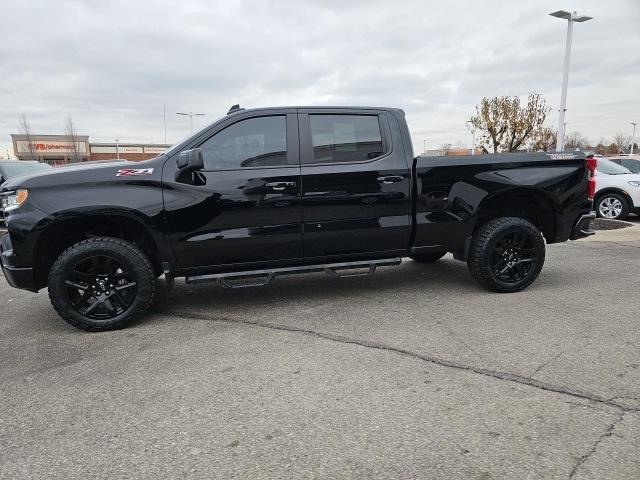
[549,10,593,152]
[115,138,120,160]
[631,122,637,155]
[163,104,167,144]
[556,16,573,152]
[176,112,206,134]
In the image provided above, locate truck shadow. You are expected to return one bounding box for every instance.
[150,258,484,316]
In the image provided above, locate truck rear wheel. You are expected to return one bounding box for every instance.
[467,217,545,293]
[48,237,156,331]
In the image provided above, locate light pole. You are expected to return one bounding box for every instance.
[549,10,593,152]
[631,122,637,154]
[176,112,206,134]
[115,138,120,160]
[163,104,167,144]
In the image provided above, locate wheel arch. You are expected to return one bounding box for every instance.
[593,187,632,203]
[33,210,163,290]
[472,188,557,242]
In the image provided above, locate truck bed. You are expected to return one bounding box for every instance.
[411,152,592,255]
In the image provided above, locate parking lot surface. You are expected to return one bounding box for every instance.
[1,237,639,479]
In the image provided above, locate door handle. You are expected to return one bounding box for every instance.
[377,175,403,184]
[266,181,296,191]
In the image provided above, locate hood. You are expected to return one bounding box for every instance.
[0,157,164,191]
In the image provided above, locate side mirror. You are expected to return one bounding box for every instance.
[177,148,204,171]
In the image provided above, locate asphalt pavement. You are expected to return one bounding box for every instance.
[0,232,639,479]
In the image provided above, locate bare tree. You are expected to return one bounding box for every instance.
[468,92,550,153]
[564,131,590,150]
[441,143,452,155]
[606,143,620,155]
[593,138,607,155]
[532,127,557,152]
[613,133,632,152]
[18,114,38,161]
[64,117,82,163]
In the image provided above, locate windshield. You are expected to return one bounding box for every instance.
[0,162,52,178]
[597,159,632,175]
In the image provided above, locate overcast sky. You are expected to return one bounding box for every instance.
[1,0,639,157]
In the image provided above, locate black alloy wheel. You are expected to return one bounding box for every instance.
[489,230,538,284]
[64,255,137,320]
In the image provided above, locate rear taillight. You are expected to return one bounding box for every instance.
[586,157,597,200]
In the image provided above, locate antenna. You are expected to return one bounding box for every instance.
[227,104,244,115]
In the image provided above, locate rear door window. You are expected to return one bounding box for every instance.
[306,115,385,164]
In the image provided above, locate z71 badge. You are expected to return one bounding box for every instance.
[116,168,154,177]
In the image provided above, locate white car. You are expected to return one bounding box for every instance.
[594,158,640,220]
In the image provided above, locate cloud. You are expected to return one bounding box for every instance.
[1,0,638,156]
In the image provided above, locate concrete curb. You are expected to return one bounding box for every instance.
[583,223,640,242]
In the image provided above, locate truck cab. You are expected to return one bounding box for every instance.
[162,106,413,274]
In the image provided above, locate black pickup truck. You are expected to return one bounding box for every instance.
[0,106,596,331]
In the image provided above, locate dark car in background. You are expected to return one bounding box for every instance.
[0,161,52,226]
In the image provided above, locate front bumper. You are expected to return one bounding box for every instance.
[0,233,38,292]
[1,264,37,291]
[570,212,596,240]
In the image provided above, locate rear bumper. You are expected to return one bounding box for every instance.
[570,212,596,240]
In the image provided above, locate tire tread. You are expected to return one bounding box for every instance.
[467,217,545,293]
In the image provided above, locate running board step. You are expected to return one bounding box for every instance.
[185,258,402,288]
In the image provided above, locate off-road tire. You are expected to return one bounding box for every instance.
[467,217,545,293]
[48,237,155,331]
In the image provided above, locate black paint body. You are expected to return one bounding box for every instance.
[0,107,592,292]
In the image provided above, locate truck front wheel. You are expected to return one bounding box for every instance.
[467,217,545,293]
[48,237,156,331]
